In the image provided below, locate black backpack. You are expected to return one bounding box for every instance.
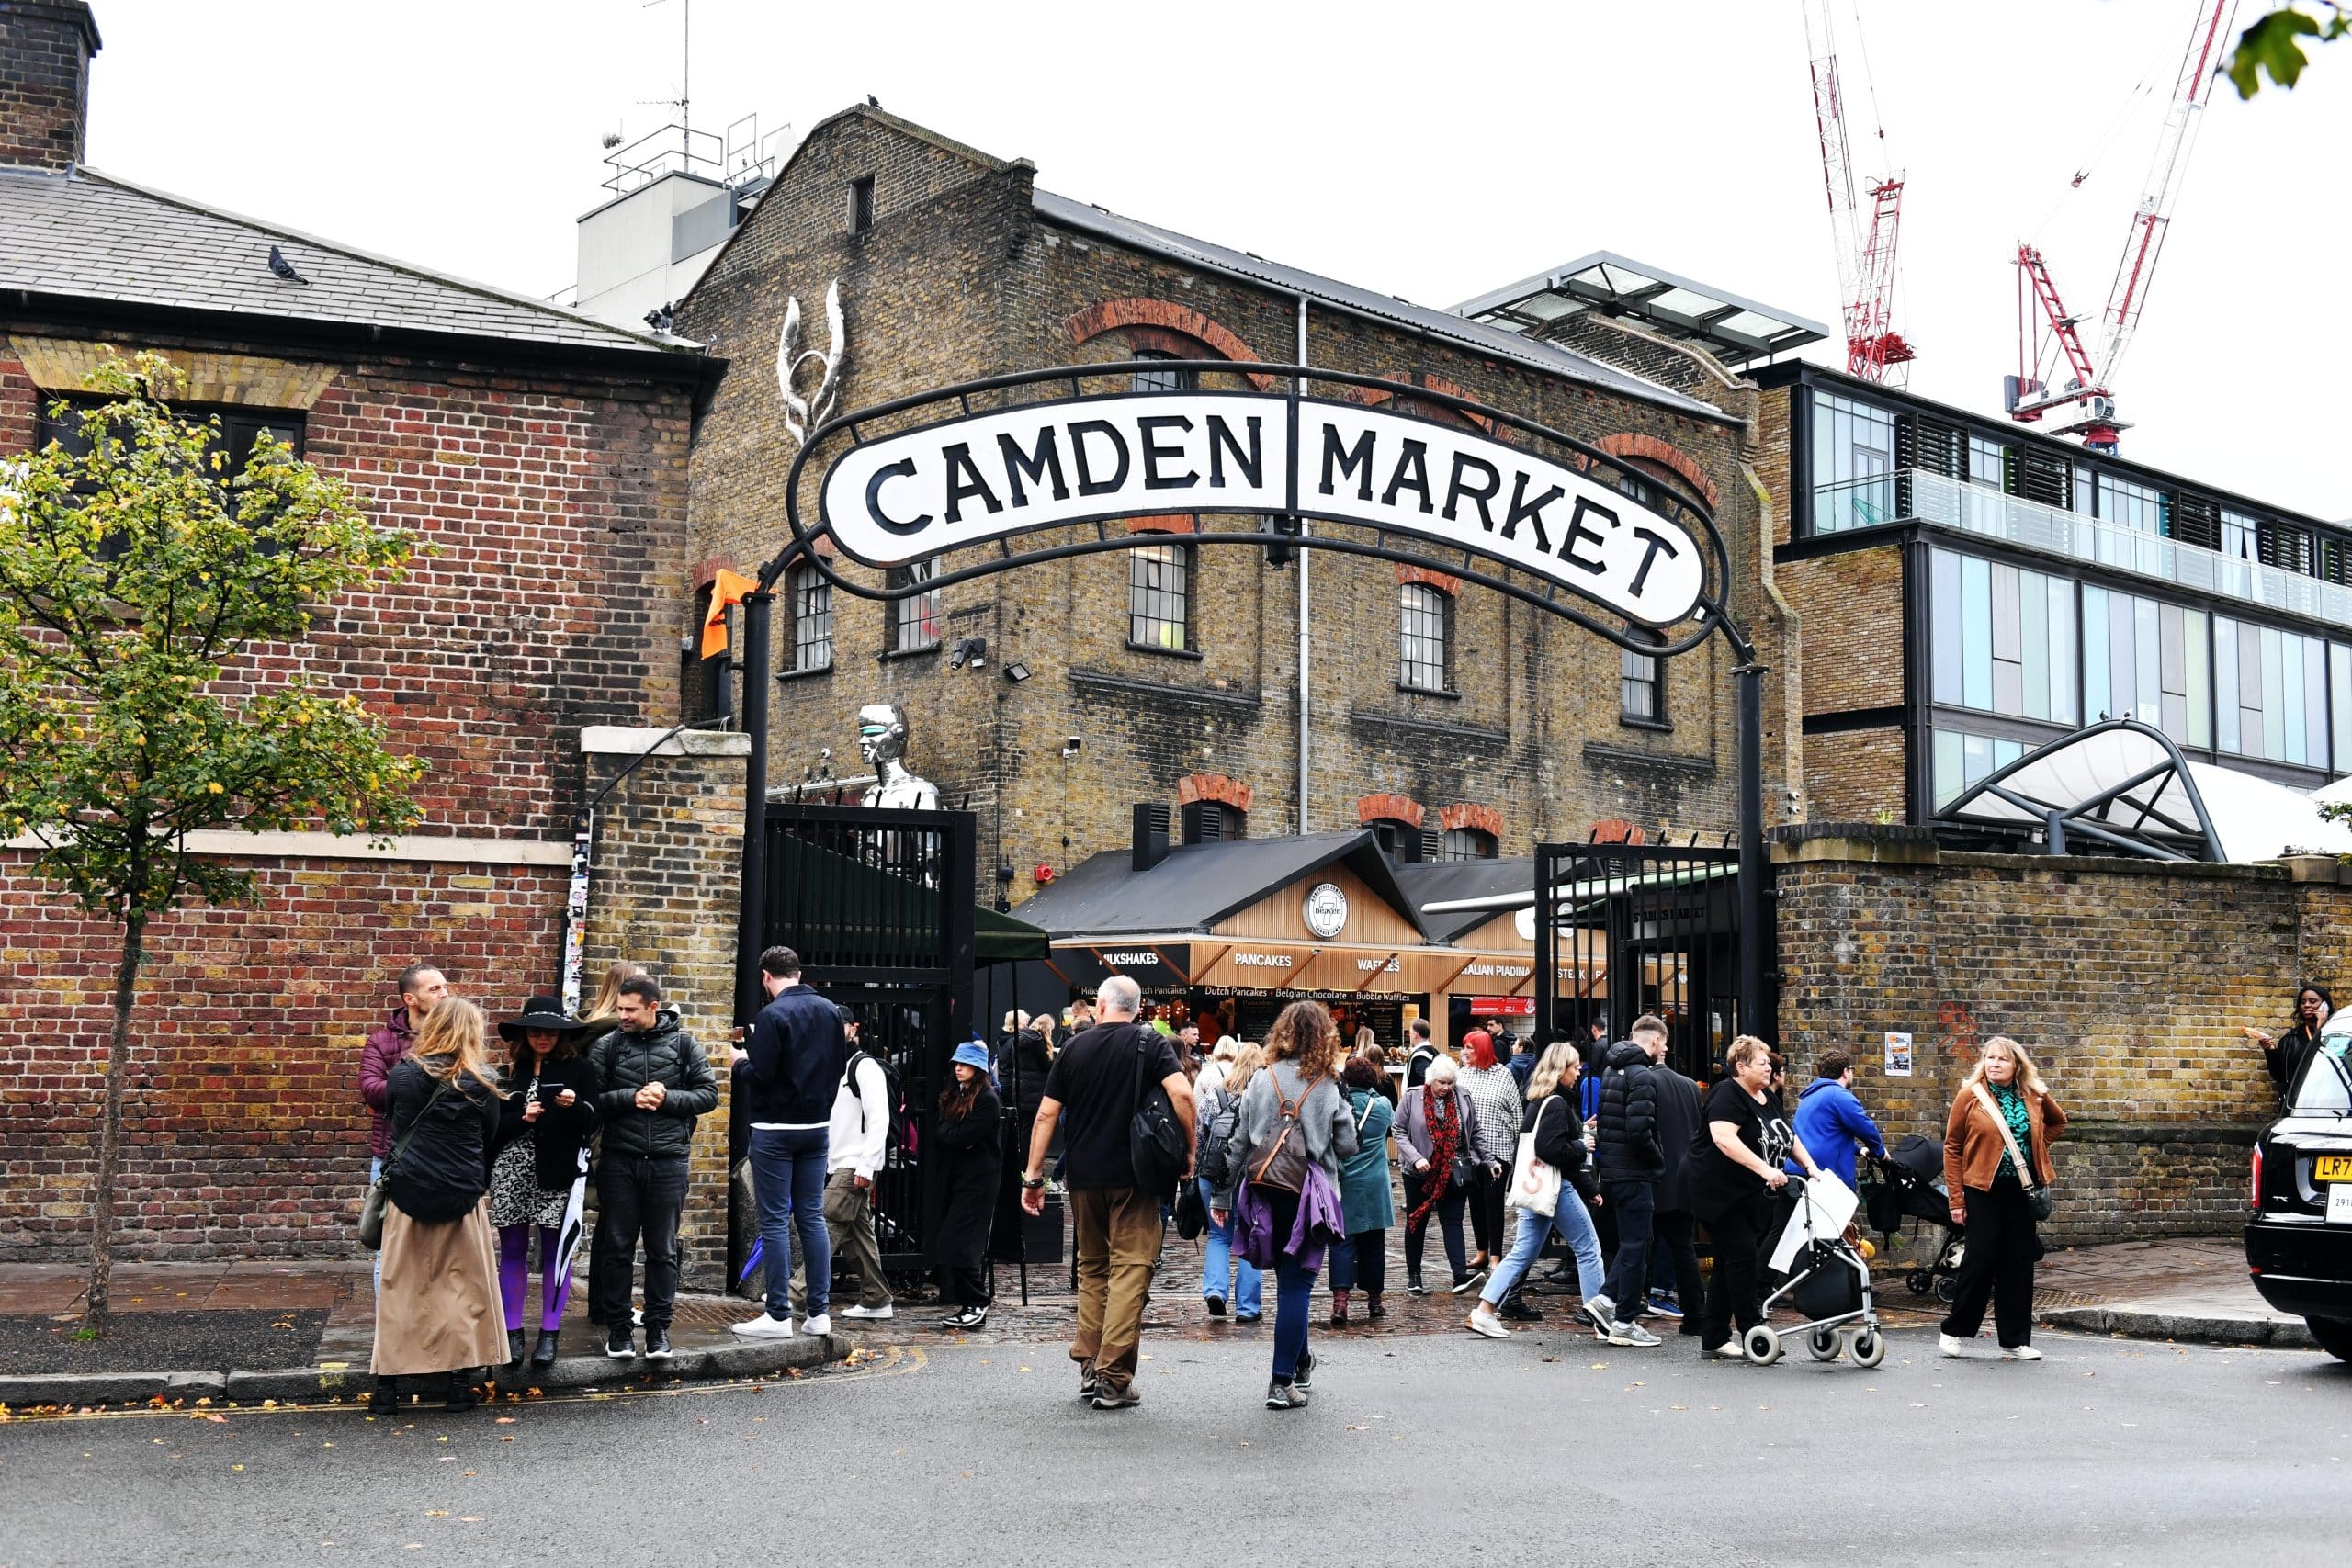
[1196,1089,1244,1190]
[1126,1026,1188,1201]
[845,1050,913,1163]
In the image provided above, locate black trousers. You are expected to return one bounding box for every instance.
[1940,1172,2040,1348]
[1468,1166,1507,1258]
[1695,1189,1770,1348]
[592,1155,689,1331]
[1600,1179,1657,1314]
[937,1261,989,1309]
[1402,1168,1468,1284]
[1652,1208,1706,1331]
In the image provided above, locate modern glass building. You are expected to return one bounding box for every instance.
[1756,363,2352,825]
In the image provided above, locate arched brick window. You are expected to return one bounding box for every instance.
[1440,803,1503,861]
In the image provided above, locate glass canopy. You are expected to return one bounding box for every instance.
[1453,251,1827,368]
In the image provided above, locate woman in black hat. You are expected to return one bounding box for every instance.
[489,996,614,1371]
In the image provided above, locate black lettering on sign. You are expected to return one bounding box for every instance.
[943,442,1003,523]
[1137,415,1199,491]
[1319,426,1376,500]
[998,427,1069,506]
[1382,439,1433,513]
[1500,472,1564,553]
[1206,414,1262,489]
[1069,421,1131,498]
[1627,525,1679,597]
[1558,495,1616,575]
[1441,452,1502,529]
[867,457,931,534]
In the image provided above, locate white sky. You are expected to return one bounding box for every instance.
[81,0,2349,519]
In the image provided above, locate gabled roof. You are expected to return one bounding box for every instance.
[0,164,700,359]
[1393,856,1534,943]
[1012,830,1430,941]
[1032,190,1727,422]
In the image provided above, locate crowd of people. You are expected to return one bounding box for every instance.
[356,953,2086,1414]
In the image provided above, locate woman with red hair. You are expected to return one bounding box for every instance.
[1453,1029,1524,1289]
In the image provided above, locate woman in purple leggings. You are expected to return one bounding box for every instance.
[488,997,612,1372]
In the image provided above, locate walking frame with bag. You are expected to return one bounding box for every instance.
[1128,1025,1189,1201]
[1505,1095,1563,1216]
[357,1077,452,1250]
[1972,1083,2054,1222]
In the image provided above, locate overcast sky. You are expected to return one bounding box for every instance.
[81,0,2348,518]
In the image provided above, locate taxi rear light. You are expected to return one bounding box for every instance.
[2251,1145,2264,1212]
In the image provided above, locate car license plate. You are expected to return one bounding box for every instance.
[2318,1155,2352,1183]
[2332,1185,2352,1226]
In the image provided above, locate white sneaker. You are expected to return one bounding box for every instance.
[2004,1343,2043,1361]
[841,1303,894,1321]
[1465,1309,1510,1340]
[800,1313,831,1337]
[1939,1333,1973,1358]
[1606,1321,1662,1348]
[730,1313,796,1339]
[1579,1294,1615,1335]
[1711,1340,1744,1359]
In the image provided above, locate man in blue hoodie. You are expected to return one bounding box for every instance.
[1787,1050,1885,1192]
[728,945,848,1339]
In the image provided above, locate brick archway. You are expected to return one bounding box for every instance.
[1356,793,1425,828]
[1063,298,1277,391]
[1594,432,1717,509]
[1178,773,1254,812]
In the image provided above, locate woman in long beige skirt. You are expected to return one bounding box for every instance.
[372,997,509,1412]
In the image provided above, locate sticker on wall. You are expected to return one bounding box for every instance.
[1883,1031,1914,1077]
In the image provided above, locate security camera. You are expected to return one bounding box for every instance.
[1061,736,1082,757]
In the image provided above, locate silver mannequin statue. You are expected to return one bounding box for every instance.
[856,703,940,810]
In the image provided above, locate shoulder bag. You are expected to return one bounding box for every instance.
[1505,1096,1563,1216]
[1250,1069,1326,1194]
[359,1075,452,1250]
[1127,1026,1188,1201]
[1972,1083,2053,1222]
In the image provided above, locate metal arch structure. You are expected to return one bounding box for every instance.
[1937,716,2226,862]
[727,359,1772,1034]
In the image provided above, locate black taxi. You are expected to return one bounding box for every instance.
[2245,1021,2352,1363]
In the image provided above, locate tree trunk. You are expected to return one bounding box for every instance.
[85,911,145,1337]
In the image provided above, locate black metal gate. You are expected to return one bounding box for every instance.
[1532,839,1765,1082]
[748,803,975,1281]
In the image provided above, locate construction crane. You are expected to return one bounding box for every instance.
[1803,0,1913,385]
[2005,0,2237,453]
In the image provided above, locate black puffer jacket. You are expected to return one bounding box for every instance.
[386,1056,501,1224]
[590,1009,719,1159]
[994,1028,1053,1121]
[1594,1040,1664,1181]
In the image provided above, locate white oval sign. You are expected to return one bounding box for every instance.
[819,392,1704,626]
[1302,881,1350,939]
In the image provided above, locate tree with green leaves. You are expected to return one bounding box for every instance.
[0,352,425,1335]
[2226,3,2347,96]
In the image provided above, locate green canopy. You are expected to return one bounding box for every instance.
[975,903,1048,964]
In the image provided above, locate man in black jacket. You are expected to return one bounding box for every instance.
[588,974,718,1360]
[1647,1055,1707,1335]
[1592,1014,1669,1348]
[727,946,850,1340]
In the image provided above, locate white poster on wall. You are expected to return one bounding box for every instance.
[1884,1032,1914,1077]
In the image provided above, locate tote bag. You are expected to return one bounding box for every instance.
[1504,1097,1563,1217]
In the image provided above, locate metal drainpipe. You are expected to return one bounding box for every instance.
[1295,294,1311,834]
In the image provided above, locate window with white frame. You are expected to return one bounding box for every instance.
[1127,540,1193,651]
[1399,582,1452,692]
[887,558,940,652]
[786,561,832,672]
[1131,349,1196,394]
[1620,630,1664,724]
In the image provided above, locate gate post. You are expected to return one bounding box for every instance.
[734,591,774,1027]
[1735,650,1772,1043]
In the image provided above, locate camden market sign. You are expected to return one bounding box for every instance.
[819,386,1706,627]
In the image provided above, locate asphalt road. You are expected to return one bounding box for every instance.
[1,1327,2346,1567]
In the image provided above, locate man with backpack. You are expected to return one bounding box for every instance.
[1592,1013,1671,1348]
[1405,1017,1441,1089]
[728,946,848,1340]
[1020,976,1195,1410]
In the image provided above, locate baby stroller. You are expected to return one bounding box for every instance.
[1743,1173,1884,1368]
[1866,1134,1964,1303]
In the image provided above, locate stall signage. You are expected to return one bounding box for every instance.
[1302,881,1350,939]
[1459,959,1533,980]
[821,394,1704,626]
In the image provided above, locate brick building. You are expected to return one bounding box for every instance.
[677,106,1802,922]
[0,3,732,1270]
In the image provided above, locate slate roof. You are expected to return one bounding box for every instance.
[1393,856,1536,944]
[1032,188,1724,421]
[1012,831,1430,942]
[0,164,696,358]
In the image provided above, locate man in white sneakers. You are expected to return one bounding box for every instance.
[801,1013,896,1323]
[729,946,846,1340]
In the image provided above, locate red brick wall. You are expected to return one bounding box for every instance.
[0,2,96,173]
[0,330,699,1263]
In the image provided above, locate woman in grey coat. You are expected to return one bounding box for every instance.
[1228,1000,1357,1410]
[1392,1056,1482,1293]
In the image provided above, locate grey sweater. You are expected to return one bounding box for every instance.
[1232,1059,1359,1185]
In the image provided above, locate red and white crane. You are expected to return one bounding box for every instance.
[1803,0,1913,385]
[2006,0,2237,453]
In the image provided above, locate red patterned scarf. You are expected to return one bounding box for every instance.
[1408,1090,1462,1231]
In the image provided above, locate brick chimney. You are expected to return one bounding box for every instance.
[0,2,101,173]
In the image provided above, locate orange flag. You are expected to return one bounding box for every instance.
[700,569,758,659]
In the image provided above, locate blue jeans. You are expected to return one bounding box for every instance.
[1199,1179,1262,1315]
[1264,1187,1313,1382]
[1481,1185,1605,1307]
[750,1127,831,1320]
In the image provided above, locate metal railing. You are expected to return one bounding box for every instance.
[1812,468,2352,629]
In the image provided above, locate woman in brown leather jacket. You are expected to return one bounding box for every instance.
[1939,1035,2066,1361]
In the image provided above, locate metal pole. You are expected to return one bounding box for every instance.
[1295,296,1311,833]
[1734,649,1771,1043]
[734,591,774,1028]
